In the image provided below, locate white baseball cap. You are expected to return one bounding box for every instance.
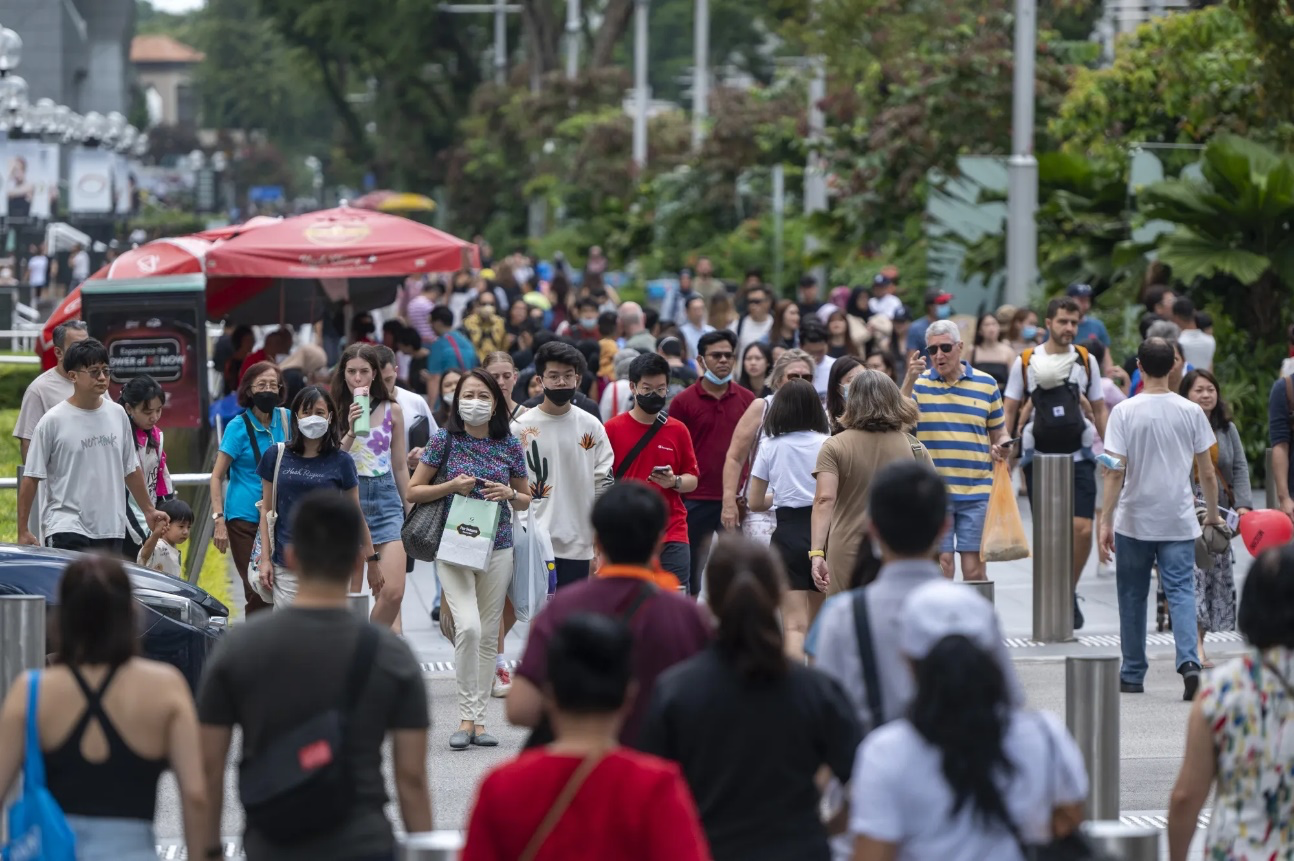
[899,580,1000,660]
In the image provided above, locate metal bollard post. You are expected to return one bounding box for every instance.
[347,593,370,623]
[963,580,995,604]
[399,831,464,860]
[1080,821,1159,860]
[0,595,45,844]
[1032,453,1074,643]
[1066,655,1120,820]
[1266,448,1278,510]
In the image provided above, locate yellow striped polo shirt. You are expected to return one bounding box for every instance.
[912,362,1004,501]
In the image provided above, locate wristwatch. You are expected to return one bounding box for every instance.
[366,552,381,563]
[510,486,518,500]
[211,512,224,521]
[673,476,682,490]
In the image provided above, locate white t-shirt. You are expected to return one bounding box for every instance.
[851,710,1087,861]
[1104,392,1215,541]
[1178,328,1216,370]
[139,537,183,578]
[26,254,48,287]
[25,400,140,541]
[868,293,904,319]
[393,384,437,449]
[751,430,829,509]
[814,355,836,399]
[1004,346,1103,461]
[512,405,614,560]
[600,379,634,422]
[70,250,90,284]
[737,315,774,355]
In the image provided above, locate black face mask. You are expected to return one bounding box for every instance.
[544,386,576,407]
[636,392,666,414]
[252,391,279,413]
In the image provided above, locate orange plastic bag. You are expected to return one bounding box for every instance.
[980,460,1030,562]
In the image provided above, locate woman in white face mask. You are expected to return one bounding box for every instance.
[255,386,384,607]
[408,369,532,750]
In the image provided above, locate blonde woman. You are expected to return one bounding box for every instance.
[720,349,816,544]
[811,370,931,594]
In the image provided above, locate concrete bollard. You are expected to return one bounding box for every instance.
[399,831,465,860]
[347,593,370,623]
[1081,821,1159,860]
[1266,448,1278,510]
[1066,655,1120,820]
[962,580,994,605]
[1032,454,1074,643]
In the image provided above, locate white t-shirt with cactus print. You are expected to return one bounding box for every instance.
[512,405,614,560]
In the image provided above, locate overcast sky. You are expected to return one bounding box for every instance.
[148,0,205,12]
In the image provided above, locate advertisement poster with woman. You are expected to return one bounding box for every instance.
[1,140,60,219]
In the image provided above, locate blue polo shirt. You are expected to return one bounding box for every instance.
[427,329,479,375]
[1076,317,1110,347]
[218,407,290,524]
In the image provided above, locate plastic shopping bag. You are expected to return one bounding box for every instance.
[509,508,556,622]
[980,460,1030,562]
[437,496,500,571]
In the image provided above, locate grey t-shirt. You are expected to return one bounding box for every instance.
[24,399,138,541]
[13,367,73,442]
[196,608,429,861]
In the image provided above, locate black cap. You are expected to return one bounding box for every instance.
[1066,283,1094,298]
[892,306,913,323]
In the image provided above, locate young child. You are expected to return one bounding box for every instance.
[138,498,194,578]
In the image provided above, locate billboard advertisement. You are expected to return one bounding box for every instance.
[1,140,60,219]
[69,149,114,213]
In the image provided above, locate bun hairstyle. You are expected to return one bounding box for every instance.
[704,535,787,681]
[546,613,635,714]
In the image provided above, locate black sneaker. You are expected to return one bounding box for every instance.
[1073,594,1085,631]
[1120,680,1144,694]
[1180,662,1202,701]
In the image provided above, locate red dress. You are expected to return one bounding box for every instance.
[462,747,712,861]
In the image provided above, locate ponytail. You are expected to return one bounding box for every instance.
[910,636,1015,831]
[706,535,788,682]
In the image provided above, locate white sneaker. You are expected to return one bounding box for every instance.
[1097,559,1116,578]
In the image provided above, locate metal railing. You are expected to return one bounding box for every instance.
[0,473,214,491]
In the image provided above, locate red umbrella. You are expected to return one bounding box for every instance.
[190,215,284,242]
[38,236,217,366]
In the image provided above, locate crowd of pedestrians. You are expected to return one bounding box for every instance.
[6,249,1294,860]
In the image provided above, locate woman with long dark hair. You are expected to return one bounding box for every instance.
[826,356,863,435]
[771,299,801,350]
[745,379,832,658]
[0,557,209,859]
[408,368,531,749]
[640,536,859,861]
[119,374,174,562]
[826,309,862,359]
[970,312,1016,394]
[738,341,774,398]
[850,580,1087,860]
[255,386,383,607]
[333,342,410,630]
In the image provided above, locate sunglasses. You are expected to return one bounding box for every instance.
[784,372,813,381]
[928,343,957,354]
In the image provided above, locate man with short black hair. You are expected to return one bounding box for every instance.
[15,319,89,463]
[506,482,711,744]
[18,337,167,553]
[513,340,614,588]
[800,321,835,400]
[670,330,755,596]
[572,297,601,339]
[1100,337,1221,701]
[1143,285,1176,318]
[1172,296,1215,370]
[735,286,774,355]
[198,492,431,861]
[604,352,700,586]
[797,274,822,316]
[424,304,479,399]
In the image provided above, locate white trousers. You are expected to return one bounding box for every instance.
[439,548,513,723]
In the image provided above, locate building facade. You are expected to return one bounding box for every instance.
[0,0,135,114]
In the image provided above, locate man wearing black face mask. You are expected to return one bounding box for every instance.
[511,341,614,588]
[603,353,699,587]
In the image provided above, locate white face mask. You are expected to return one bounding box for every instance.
[458,398,494,426]
[297,415,331,439]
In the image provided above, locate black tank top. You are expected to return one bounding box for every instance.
[44,664,167,820]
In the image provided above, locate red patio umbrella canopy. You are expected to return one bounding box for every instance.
[38,236,215,361]
[203,206,478,280]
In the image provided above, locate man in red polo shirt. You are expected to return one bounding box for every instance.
[236,327,293,384]
[604,352,699,587]
[668,329,755,597]
[506,482,712,747]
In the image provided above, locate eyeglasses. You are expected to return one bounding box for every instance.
[704,351,734,362]
[76,366,110,380]
[251,382,280,393]
[543,372,579,385]
[636,385,669,397]
[928,343,958,354]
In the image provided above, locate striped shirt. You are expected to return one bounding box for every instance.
[912,361,1004,501]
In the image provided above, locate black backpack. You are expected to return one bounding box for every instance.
[1022,346,1090,455]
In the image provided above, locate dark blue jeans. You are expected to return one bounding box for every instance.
[1114,534,1198,684]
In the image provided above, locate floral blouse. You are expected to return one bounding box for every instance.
[420,429,527,549]
[1198,647,1294,859]
[351,401,394,477]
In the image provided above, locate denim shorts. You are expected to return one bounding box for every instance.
[940,497,990,555]
[64,815,155,861]
[358,471,404,545]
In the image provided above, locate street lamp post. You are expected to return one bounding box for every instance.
[691,0,708,151]
[632,0,649,169]
[804,56,827,286]
[565,0,580,80]
[1005,0,1038,307]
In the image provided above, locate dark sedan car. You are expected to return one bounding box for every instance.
[0,543,228,689]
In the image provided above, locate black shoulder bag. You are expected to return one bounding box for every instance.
[852,588,885,733]
[614,413,668,480]
[402,433,456,562]
[239,624,379,845]
[525,581,658,748]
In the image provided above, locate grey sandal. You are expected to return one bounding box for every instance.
[449,730,473,750]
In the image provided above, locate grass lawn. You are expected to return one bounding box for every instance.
[1,403,232,608]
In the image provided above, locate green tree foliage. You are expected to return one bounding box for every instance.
[1049,5,1276,161]
[1229,0,1294,128]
